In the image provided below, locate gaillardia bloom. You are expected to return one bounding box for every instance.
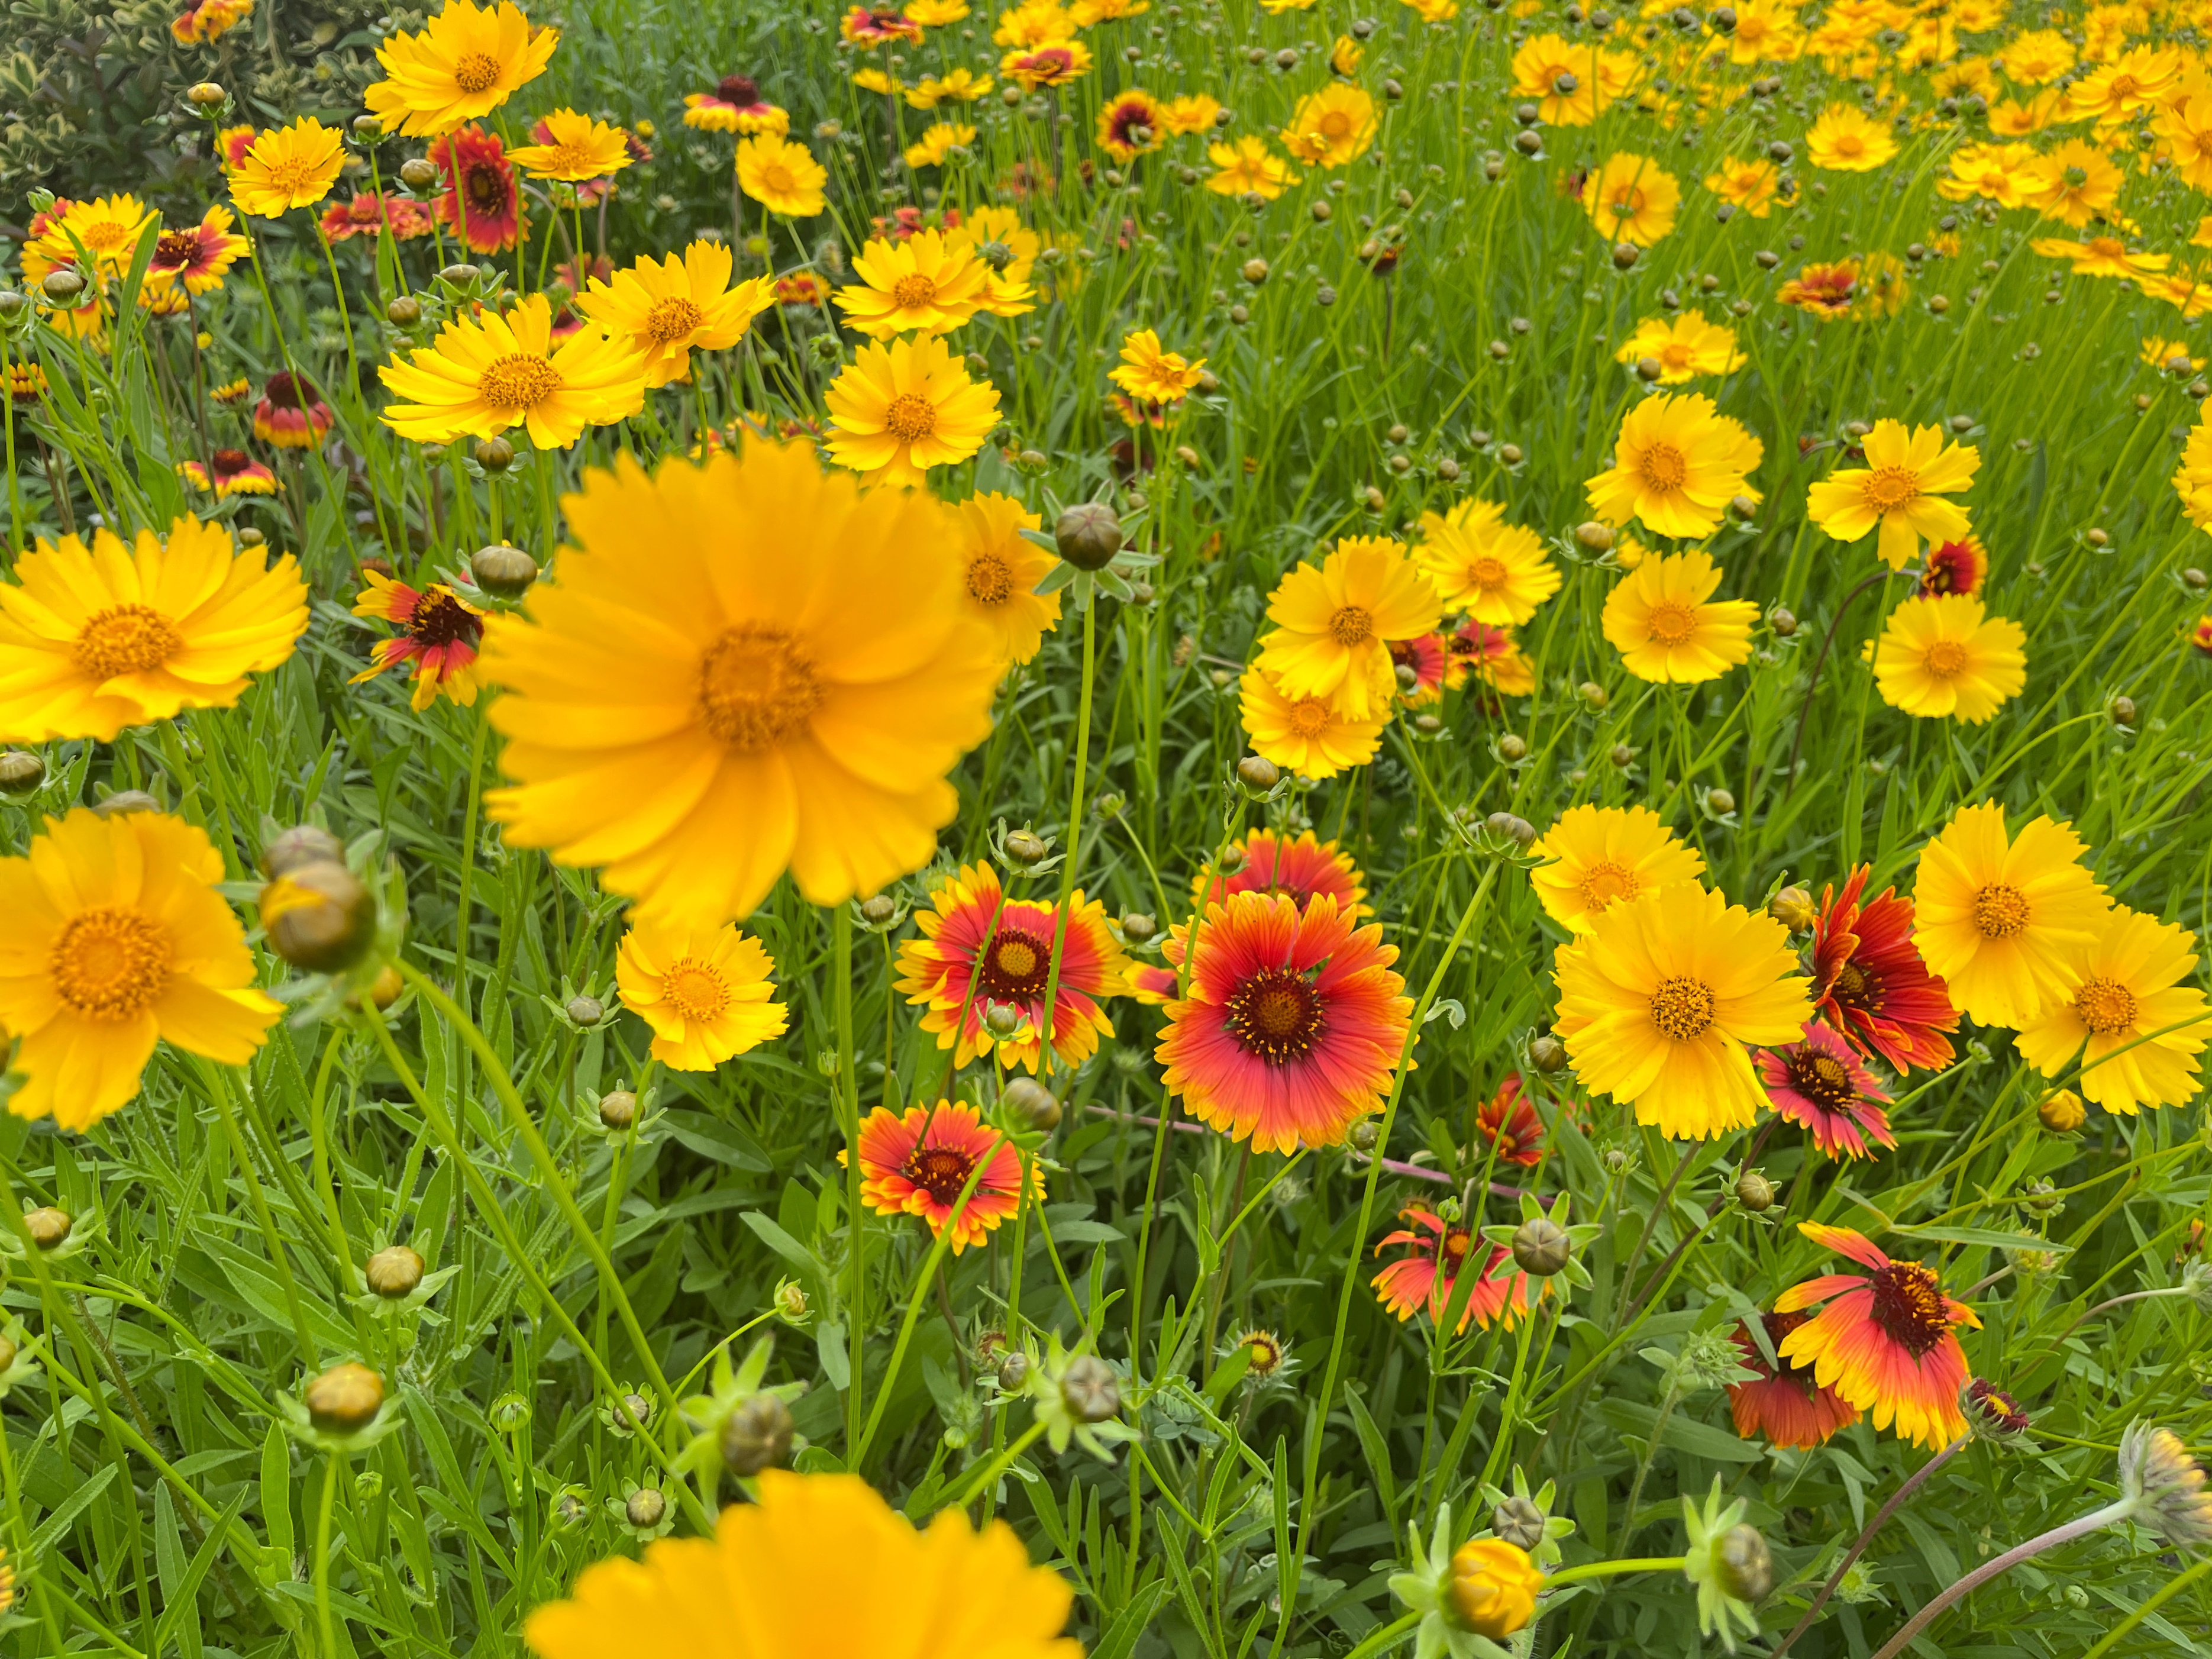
[1727,1311,1859,1449]
[1911,802,2109,1028]
[177,448,278,498]
[1255,537,1442,722]
[1095,88,1165,160]
[1529,803,1706,935]
[428,125,525,253]
[1811,866,1959,1072]
[0,809,283,1130]
[1552,883,1811,1139]
[1872,595,2026,725]
[380,293,648,448]
[1756,1020,1895,1159]
[1807,419,1980,569]
[823,335,1001,487]
[1415,499,1559,626]
[832,230,989,338]
[951,491,1059,665]
[737,134,829,217]
[684,73,790,134]
[1584,393,1763,540]
[1474,1072,1543,1166]
[364,0,558,137]
[1157,892,1412,1153]
[350,573,486,709]
[895,861,1126,1073]
[615,917,788,1071]
[1600,549,1759,685]
[0,516,307,743]
[1196,829,1368,916]
[147,206,250,295]
[228,119,346,217]
[1777,1223,1980,1449]
[1238,664,1386,779]
[482,440,1001,925]
[1372,1206,1537,1333]
[855,1100,1038,1252]
[254,372,333,448]
[522,1471,1079,1658]
[577,240,776,388]
[2016,906,2209,1115]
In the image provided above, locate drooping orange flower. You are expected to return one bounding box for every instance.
[1727,1310,1860,1449]
[1371,1206,1540,1333]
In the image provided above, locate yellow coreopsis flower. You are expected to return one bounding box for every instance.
[945,205,1039,315]
[907,66,994,105]
[1584,392,1763,540]
[1996,26,2074,83]
[953,492,1060,666]
[1254,537,1443,722]
[379,293,649,447]
[1806,419,1978,569]
[2021,138,2123,227]
[1614,312,1746,384]
[1414,499,1559,625]
[737,134,828,217]
[576,240,775,388]
[1159,93,1222,134]
[1529,803,1706,935]
[1107,328,1205,403]
[364,0,558,137]
[1581,153,1680,247]
[1804,103,1898,171]
[20,195,156,283]
[507,108,634,180]
[1510,34,1619,125]
[1872,595,2025,725]
[1912,802,2110,1029]
[229,119,347,218]
[1283,85,1377,167]
[902,121,976,167]
[616,918,789,1070]
[823,334,1002,487]
[1205,135,1300,199]
[2017,906,2210,1115]
[833,230,989,338]
[1703,156,1781,217]
[1000,38,1093,88]
[1601,548,1758,684]
[1239,663,1386,779]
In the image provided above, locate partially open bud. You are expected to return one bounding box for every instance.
[1574,521,1614,552]
[439,263,481,286]
[1445,1538,1542,1638]
[305,1362,385,1433]
[2037,1087,2085,1133]
[1511,1216,1571,1277]
[566,993,605,1027]
[187,80,228,106]
[473,437,515,473]
[1766,886,1817,934]
[0,751,43,796]
[1612,241,1640,270]
[365,1244,424,1299]
[352,113,383,138]
[1496,734,1528,762]
[1962,1378,2031,1447]
[1716,1525,1772,1602]
[1769,606,1798,637]
[720,1392,796,1476]
[599,1090,638,1131]
[1003,1076,1063,1132]
[22,1207,70,1250]
[1528,1033,1567,1073]
[1060,1354,1120,1422]
[1054,502,1125,570]
[1735,1169,1775,1212]
[1003,827,1051,867]
[471,543,538,598]
[2110,695,2137,727]
[1237,754,1280,795]
[774,1277,810,1323]
[261,824,346,879]
[261,860,376,973]
[625,1487,667,1529]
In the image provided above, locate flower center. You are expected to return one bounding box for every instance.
[884,392,937,442]
[75,603,183,679]
[1868,1260,1952,1357]
[1225,966,1325,1064]
[1468,554,1509,591]
[49,906,172,1021]
[153,230,200,269]
[1328,605,1374,647]
[663,958,731,1022]
[1648,973,1715,1041]
[1923,638,1969,678]
[1637,440,1688,490]
[453,50,503,93]
[1288,696,1332,737]
[644,296,705,344]
[409,589,483,650]
[263,158,324,198]
[1578,859,1639,910]
[1830,958,1879,1007]
[1834,134,1865,156]
[1610,188,1644,220]
[464,163,511,214]
[762,162,797,193]
[1646,600,1697,645]
[966,550,1015,605]
[2074,974,2137,1034]
[1971,880,2030,938]
[80,221,131,253]
[903,1143,977,1205]
[1786,1045,1859,1109]
[478,353,563,410]
[890,273,939,307]
[695,622,825,750]
[1320,110,1352,138]
[978,925,1053,999]
[1441,1227,1471,1266]
[1862,465,1920,513]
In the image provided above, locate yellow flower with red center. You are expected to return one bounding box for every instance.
[1238,664,1387,779]
[1000,38,1093,89]
[823,335,1002,486]
[1255,536,1443,723]
[1108,328,1206,404]
[1804,102,1897,171]
[577,240,775,388]
[379,293,649,448]
[176,447,278,498]
[364,0,557,137]
[855,1101,1040,1252]
[1205,135,1300,199]
[2016,906,2209,1115]
[1581,152,1680,247]
[350,573,486,709]
[736,134,828,217]
[1283,84,1377,167]
[615,918,787,1071]
[506,108,634,180]
[1807,418,1979,569]
[1584,392,1762,540]
[684,73,790,133]
[1529,803,1706,935]
[1096,88,1164,160]
[229,119,347,218]
[1600,549,1759,685]
[1414,498,1559,625]
[1613,311,1745,385]
[1872,595,2025,725]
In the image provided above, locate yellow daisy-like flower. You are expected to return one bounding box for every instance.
[1601,549,1758,685]
[1529,803,1706,936]
[228,119,347,218]
[482,439,1002,926]
[1239,664,1386,779]
[737,134,829,218]
[21,195,157,284]
[1414,498,1559,626]
[1000,38,1093,91]
[0,516,308,743]
[615,917,789,1071]
[1107,328,1206,404]
[1282,84,1377,168]
[2017,906,2209,1116]
[1255,536,1443,722]
[822,334,1002,488]
[576,240,775,389]
[833,231,989,339]
[364,0,558,137]
[522,1471,1080,1659]
[1159,93,1222,134]
[379,293,650,448]
[1997,26,2074,83]
[1912,802,2110,1029]
[902,121,976,167]
[1703,156,1781,217]
[1584,392,1762,540]
[1205,135,1301,199]
[0,809,283,1131]
[1804,103,1898,172]
[952,492,1060,666]
[1613,312,1746,385]
[944,205,1039,317]
[1554,882,1812,1140]
[1581,153,1680,247]
[2021,138,2123,228]
[908,67,993,106]
[1872,595,2025,725]
[1806,419,1979,569]
[506,108,634,180]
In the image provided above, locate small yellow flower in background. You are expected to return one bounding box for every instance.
[836,231,987,338]
[1985,91,2065,136]
[1601,548,1758,685]
[1584,392,1763,540]
[993,0,1073,47]
[1529,802,1706,935]
[1109,328,1206,403]
[1804,102,1898,171]
[576,240,776,389]
[506,108,632,180]
[229,119,347,218]
[1329,34,1362,75]
[1159,92,1222,133]
[1703,154,1781,217]
[2017,906,2210,1115]
[902,120,975,167]
[1256,537,1442,722]
[364,0,557,137]
[1096,89,1166,160]
[907,66,993,106]
[1258,0,1316,11]
[737,134,829,218]
[2021,138,2123,227]
[1913,802,2110,1029]
[1414,499,1558,625]
[952,492,1060,666]
[1996,25,2074,83]
[2030,235,2167,280]
[1239,664,1386,778]
[0,809,283,1131]
[1872,594,2026,725]
[1069,0,1145,21]
[823,334,1002,487]
[1283,84,1377,167]
[1582,152,1680,246]
[1205,135,1300,199]
[1402,0,1458,22]
[1614,312,1745,384]
[1001,39,1094,89]
[905,0,970,20]
[1806,418,1979,569]
[0,515,308,743]
[946,205,1040,315]
[1510,33,1626,125]
[379,292,649,447]
[616,918,789,1071]
[2146,335,2203,373]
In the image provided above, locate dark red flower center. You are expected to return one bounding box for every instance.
[977,926,1053,999]
[1783,1044,1860,1111]
[264,371,314,408]
[1868,1260,1951,1357]
[153,228,201,270]
[718,73,761,102]
[1829,957,1884,1012]
[1108,99,1155,147]
[1225,966,1324,1063]
[465,161,512,215]
[409,590,484,651]
[211,448,252,477]
[903,1144,976,1205]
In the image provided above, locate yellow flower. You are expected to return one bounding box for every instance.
[1912,802,2110,1029]
[2067,46,2179,126]
[1205,135,1300,199]
[364,0,557,137]
[908,67,993,105]
[823,337,1001,488]
[1584,392,1763,540]
[1703,155,1781,217]
[1330,34,1362,75]
[1581,152,1680,247]
[1255,536,1443,722]
[1509,34,1627,125]
[1806,418,1979,569]
[1613,311,1745,384]
[951,492,1060,666]
[1723,0,1801,62]
[902,121,976,167]
[379,293,649,448]
[853,67,904,96]
[1239,664,1386,779]
[229,119,347,218]
[0,515,308,742]
[2144,335,2202,373]
[1448,1540,1543,1640]
[1414,499,1559,625]
[21,195,156,284]
[1804,102,1898,171]
[1108,328,1205,403]
[1096,89,1166,160]
[737,134,828,218]
[1529,803,1706,935]
[2031,234,2168,280]
[507,108,634,180]
[993,0,1073,46]
[2175,407,2212,529]
[1997,26,2074,83]
[615,918,788,1071]
[833,230,989,338]
[906,0,970,19]
[576,240,776,389]
[0,808,282,1131]
[1554,882,1812,1140]
[2017,906,2209,1115]
[945,205,1040,315]
[2021,138,2123,227]
[482,440,1002,925]
[1985,91,2064,137]
[1601,549,1757,684]
[523,1471,1080,1659]
[1159,93,1222,133]
[1283,84,1377,168]
[1872,595,2025,725]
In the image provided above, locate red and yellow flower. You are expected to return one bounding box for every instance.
[430,124,525,253]
[254,372,333,448]
[1755,1021,1895,1160]
[1810,866,1959,1073]
[147,206,251,296]
[1474,1073,1544,1167]
[1194,829,1368,918]
[1727,1310,1860,1448]
[177,447,279,498]
[349,573,486,709]
[855,1100,1038,1252]
[1372,1206,1539,1334]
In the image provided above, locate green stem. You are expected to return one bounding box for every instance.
[1542,1555,1686,1588]
[315,1451,343,1659]
[1339,1610,1422,1659]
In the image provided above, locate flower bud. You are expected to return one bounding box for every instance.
[1491,1495,1546,1551]
[261,860,377,973]
[775,1277,810,1323]
[365,1244,424,1298]
[598,1090,638,1131]
[0,1335,17,1373]
[1486,811,1536,848]
[473,437,516,474]
[1237,754,1280,795]
[0,751,44,796]
[1003,1076,1063,1132]
[1496,734,1528,762]
[1511,1216,1571,1276]
[1716,1525,1772,1602]
[1242,256,1270,284]
[998,1351,1031,1390]
[362,964,403,1010]
[471,543,539,598]
[858,893,899,928]
[439,264,482,288]
[1635,354,1664,382]
[1578,680,1609,709]
[1528,1033,1567,1073]
[40,269,85,303]
[399,157,441,190]
[1735,1169,1775,1211]
[1962,1378,2031,1446]
[2037,1087,2085,1134]
[984,1000,1025,1038]
[1767,886,1817,933]
[1574,521,1614,551]
[720,1391,796,1476]
[386,295,422,326]
[2110,695,2137,727]
[1728,494,1758,522]
[353,114,383,138]
[625,1487,667,1529]
[1769,606,1797,637]
[566,993,605,1027]
[1612,241,1640,270]
[186,80,228,106]
[1351,1119,1380,1151]
[1119,911,1156,943]
[1003,827,1051,866]
[1054,502,1125,570]
[1446,1538,1542,1638]
[262,824,345,877]
[1706,787,1735,815]
[305,1362,385,1433]
[22,1207,70,1249]
[1060,1354,1120,1422]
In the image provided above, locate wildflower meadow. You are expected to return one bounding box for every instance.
[3,0,2212,1651]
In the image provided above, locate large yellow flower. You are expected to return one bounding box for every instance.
[2020,138,2122,227]
[1804,103,1898,171]
[823,335,1002,488]
[364,0,558,137]
[229,120,347,218]
[1554,883,1811,1140]
[1414,499,1559,626]
[1529,803,1706,935]
[379,293,649,448]
[507,108,634,180]
[1239,663,1386,779]
[1600,549,1757,685]
[1581,153,1680,247]
[1806,419,1978,569]
[1584,392,1762,540]
[2017,906,2209,1115]
[0,516,308,743]
[0,809,282,1131]
[952,492,1060,666]
[833,231,989,339]
[1283,85,1377,168]
[615,918,788,1071]
[1255,536,1442,722]
[1872,595,2025,725]
[21,195,156,284]
[576,241,774,388]
[1613,312,1745,385]
[1912,802,2110,1029]
[523,1471,1080,1659]
[482,440,1001,925]
[737,135,828,218]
